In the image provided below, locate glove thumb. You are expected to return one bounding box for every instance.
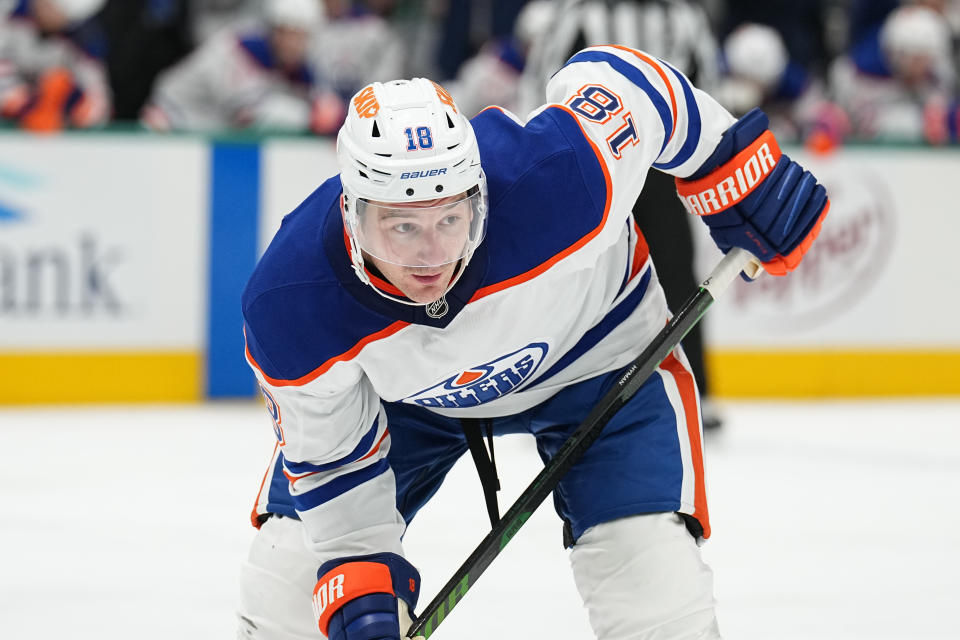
[399,601,426,640]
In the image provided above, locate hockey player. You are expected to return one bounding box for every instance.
[141,0,345,134]
[0,0,110,131]
[238,46,829,640]
[826,4,958,143]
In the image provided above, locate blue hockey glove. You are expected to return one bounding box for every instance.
[313,552,421,640]
[675,108,829,276]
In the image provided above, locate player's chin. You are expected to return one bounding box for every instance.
[402,268,454,302]
[405,284,446,304]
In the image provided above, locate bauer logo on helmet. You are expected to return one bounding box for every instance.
[400,168,448,180]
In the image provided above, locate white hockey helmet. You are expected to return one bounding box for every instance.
[723,23,788,90]
[880,6,951,61]
[337,78,488,300]
[264,0,324,31]
[514,0,556,48]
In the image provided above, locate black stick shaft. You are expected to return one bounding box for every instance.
[409,248,756,638]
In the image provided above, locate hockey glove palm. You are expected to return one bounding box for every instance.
[313,552,422,640]
[676,108,829,276]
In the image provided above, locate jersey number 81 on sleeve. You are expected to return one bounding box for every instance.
[567,85,639,160]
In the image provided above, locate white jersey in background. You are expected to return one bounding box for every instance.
[0,2,110,126]
[141,29,326,132]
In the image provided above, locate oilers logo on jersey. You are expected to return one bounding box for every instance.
[402,343,548,408]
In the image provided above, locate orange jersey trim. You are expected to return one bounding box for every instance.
[661,351,710,538]
[478,105,507,116]
[358,428,391,462]
[342,229,407,298]
[608,45,678,143]
[469,104,613,302]
[245,321,410,388]
[629,218,650,280]
[283,428,391,488]
[250,443,279,529]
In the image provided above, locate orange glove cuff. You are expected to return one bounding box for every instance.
[675,129,782,216]
[313,561,395,636]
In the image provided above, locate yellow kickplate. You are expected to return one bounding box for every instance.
[0,351,202,404]
[709,350,960,398]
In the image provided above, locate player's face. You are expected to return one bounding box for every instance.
[360,194,474,303]
[893,52,936,87]
[364,252,461,304]
[271,25,310,71]
[30,0,69,32]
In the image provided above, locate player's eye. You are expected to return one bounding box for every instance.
[392,222,417,234]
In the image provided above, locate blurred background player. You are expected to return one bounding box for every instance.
[826,3,959,143]
[443,0,554,118]
[517,0,726,428]
[140,0,346,134]
[715,22,829,143]
[189,0,259,44]
[308,0,405,107]
[717,0,837,82]
[0,0,110,131]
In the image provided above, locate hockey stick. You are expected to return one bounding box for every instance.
[408,247,762,639]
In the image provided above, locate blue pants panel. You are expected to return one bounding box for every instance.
[385,365,702,542]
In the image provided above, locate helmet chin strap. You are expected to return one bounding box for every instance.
[347,234,475,318]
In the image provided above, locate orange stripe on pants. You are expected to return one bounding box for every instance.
[661,351,710,538]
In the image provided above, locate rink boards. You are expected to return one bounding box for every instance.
[0,132,956,403]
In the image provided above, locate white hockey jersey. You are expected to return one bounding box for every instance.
[142,29,324,132]
[242,46,736,566]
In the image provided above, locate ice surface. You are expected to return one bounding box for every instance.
[1,400,958,639]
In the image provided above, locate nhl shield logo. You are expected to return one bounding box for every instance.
[426,296,448,318]
[402,343,549,408]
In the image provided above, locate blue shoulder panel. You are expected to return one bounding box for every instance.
[242,177,401,383]
[471,107,608,288]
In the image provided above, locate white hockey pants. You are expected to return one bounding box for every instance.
[570,512,721,639]
[237,512,719,639]
[237,516,319,640]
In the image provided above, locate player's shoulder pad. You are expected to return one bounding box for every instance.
[242,176,400,384]
[471,105,608,214]
[243,175,341,306]
[469,106,611,284]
